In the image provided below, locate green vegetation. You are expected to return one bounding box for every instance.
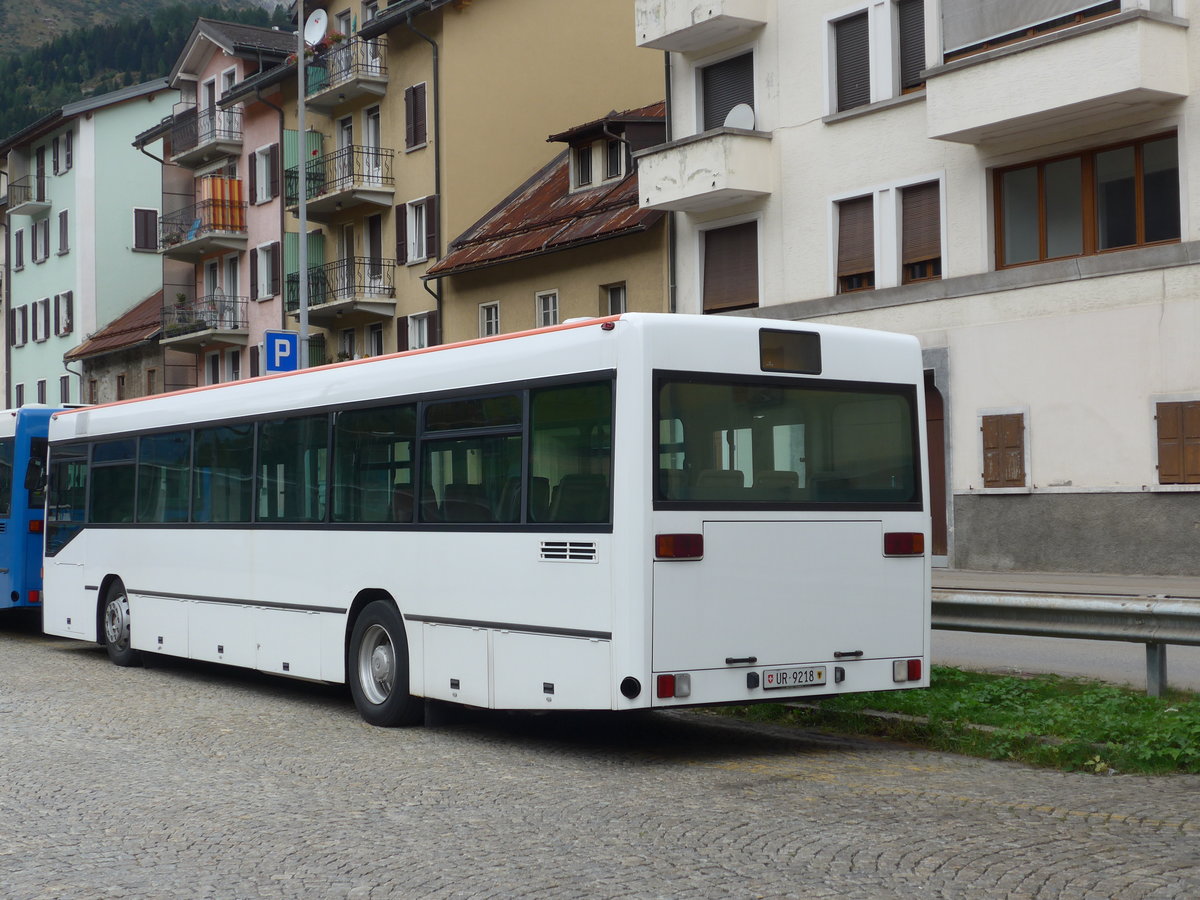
[718,666,1200,775]
[0,2,290,141]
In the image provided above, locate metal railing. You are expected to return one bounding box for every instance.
[171,105,244,155]
[285,257,396,312]
[162,295,249,336]
[284,144,395,205]
[160,197,248,247]
[306,36,388,96]
[932,590,1200,696]
[8,175,48,207]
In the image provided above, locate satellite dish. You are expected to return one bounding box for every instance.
[303,9,328,46]
[723,103,755,130]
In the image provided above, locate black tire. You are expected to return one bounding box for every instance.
[348,600,422,727]
[101,580,142,667]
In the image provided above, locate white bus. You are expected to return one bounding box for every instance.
[42,313,929,726]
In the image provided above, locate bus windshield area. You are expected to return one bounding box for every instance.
[656,375,921,508]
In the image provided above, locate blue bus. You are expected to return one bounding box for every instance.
[0,407,55,612]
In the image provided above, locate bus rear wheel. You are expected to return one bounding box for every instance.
[349,600,422,727]
[102,581,142,667]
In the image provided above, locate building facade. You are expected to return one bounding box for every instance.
[637,0,1199,575]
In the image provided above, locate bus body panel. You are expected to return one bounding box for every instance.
[0,407,55,612]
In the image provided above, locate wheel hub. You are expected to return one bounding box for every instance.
[370,644,394,682]
[104,598,129,646]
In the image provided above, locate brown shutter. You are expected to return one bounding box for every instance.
[395,205,407,264]
[396,316,408,352]
[248,152,257,202]
[413,83,427,146]
[982,413,1026,488]
[270,242,282,295]
[897,0,925,91]
[902,182,940,264]
[269,144,280,198]
[836,12,870,111]
[424,195,438,259]
[837,196,874,277]
[250,345,260,378]
[702,221,758,312]
[404,86,416,149]
[425,310,439,347]
[53,295,60,335]
[1157,401,1200,484]
[250,248,259,300]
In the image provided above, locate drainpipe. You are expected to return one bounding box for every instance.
[407,12,442,345]
[136,140,171,391]
[663,51,676,314]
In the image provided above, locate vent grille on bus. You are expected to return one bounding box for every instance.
[540,541,597,563]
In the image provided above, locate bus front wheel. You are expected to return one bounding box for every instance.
[102,581,142,667]
[349,600,423,727]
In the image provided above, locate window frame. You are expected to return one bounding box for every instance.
[1155,399,1200,486]
[697,48,755,133]
[479,301,500,338]
[133,208,159,251]
[978,408,1030,492]
[825,1,927,117]
[404,82,428,151]
[57,208,70,255]
[700,218,760,313]
[536,290,559,328]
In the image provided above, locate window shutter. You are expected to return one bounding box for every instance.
[425,309,439,347]
[897,0,925,91]
[835,12,870,112]
[248,152,257,202]
[250,345,260,378]
[62,291,73,335]
[424,195,438,259]
[982,414,1026,488]
[271,242,282,295]
[902,182,940,264]
[837,196,874,277]
[396,316,408,352]
[52,138,59,174]
[701,52,754,131]
[1157,401,1200,484]
[269,144,280,198]
[702,221,759,312]
[66,130,73,169]
[395,205,407,264]
[53,295,60,336]
[250,248,259,300]
[413,83,427,146]
[404,86,416,149]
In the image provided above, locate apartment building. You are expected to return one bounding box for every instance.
[637,0,1198,575]
[1,81,175,406]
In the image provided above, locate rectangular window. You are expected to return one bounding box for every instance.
[605,283,627,315]
[192,424,253,523]
[332,404,416,522]
[33,298,50,343]
[479,302,499,337]
[33,219,50,263]
[11,306,28,347]
[1156,401,1200,485]
[251,144,279,204]
[206,352,220,386]
[575,145,593,187]
[90,439,137,524]
[137,432,191,523]
[702,221,758,312]
[536,290,559,328]
[528,382,613,524]
[45,444,86,556]
[837,196,874,293]
[701,52,754,131]
[59,375,70,404]
[943,1,1120,61]
[897,0,925,93]
[36,380,47,405]
[997,134,1179,267]
[58,209,69,254]
[368,322,384,356]
[13,385,24,407]
[65,129,73,171]
[901,182,941,283]
[981,413,1026,488]
[13,229,24,270]
[54,291,74,336]
[835,12,870,112]
[406,198,431,262]
[133,208,159,251]
[257,414,329,522]
[404,83,428,149]
[52,137,60,175]
[340,328,356,360]
[605,139,623,179]
[253,242,281,299]
[408,314,429,350]
[116,375,126,401]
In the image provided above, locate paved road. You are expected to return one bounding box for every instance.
[2,618,1199,899]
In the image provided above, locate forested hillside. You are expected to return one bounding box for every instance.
[0,2,290,141]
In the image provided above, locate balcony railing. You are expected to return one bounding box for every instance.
[163,294,249,336]
[306,36,388,100]
[171,105,244,159]
[160,195,248,248]
[284,145,395,207]
[285,257,396,312]
[8,175,49,213]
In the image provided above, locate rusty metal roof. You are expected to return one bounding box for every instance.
[426,103,666,279]
[66,291,163,361]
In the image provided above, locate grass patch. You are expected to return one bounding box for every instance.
[716,666,1200,775]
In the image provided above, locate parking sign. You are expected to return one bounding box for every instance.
[263,330,300,372]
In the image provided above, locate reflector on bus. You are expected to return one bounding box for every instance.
[655,533,703,559]
[883,532,924,556]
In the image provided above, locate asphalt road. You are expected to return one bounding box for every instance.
[1,615,1198,899]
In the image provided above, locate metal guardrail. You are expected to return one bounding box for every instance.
[932,591,1200,696]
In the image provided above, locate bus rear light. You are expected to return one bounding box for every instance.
[656,673,692,698]
[657,674,676,698]
[28,519,43,534]
[655,533,703,560]
[27,590,40,605]
[883,532,924,557]
[892,659,922,682]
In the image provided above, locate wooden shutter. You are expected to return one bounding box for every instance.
[837,196,874,277]
[982,413,1026,488]
[835,13,870,112]
[701,52,754,131]
[902,182,940,265]
[62,291,73,335]
[396,316,408,352]
[249,345,260,378]
[424,195,438,259]
[702,221,758,312]
[248,152,257,202]
[249,248,259,300]
[395,205,408,264]
[414,83,427,146]
[425,309,439,347]
[269,144,280,198]
[270,242,282,295]
[53,296,60,336]
[897,0,925,91]
[1157,401,1200,484]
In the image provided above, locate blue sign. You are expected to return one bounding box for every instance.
[263,330,300,373]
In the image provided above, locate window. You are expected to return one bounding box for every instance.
[32,298,51,343]
[701,52,754,131]
[137,432,191,523]
[897,0,925,93]
[13,385,24,407]
[227,350,241,383]
[997,134,1179,267]
[193,424,253,522]
[1156,402,1200,485]
[58,209,69,254]
[404,196,438,263]
[901,182,941,283]
[206,352,220,386]
[479,302,499,337]
[251,144,279,204]
[837,196,874,293]
[52,136,61,175]
[528,382,613,523]
[604,283,626,316]
[89,439,137,523]
[575,145,593,188]
[116,374,126,401]
[332,404,416,523]
[981,413,1026,488]
[834,12,870,112]
[36,380,47,405]
[536,291,559,328]
[59,375,70,404]
[33,219,50,263]
[65,129,73,171]
[408,314,429,350]
[251,242,281,300]
[702,221,758,312]
[421,395,523,523]
[55,292,74,336]
[257,414,328,522]
[404,83,427,150]
[10,306,28,347]
[13,229,24,270]
[367,322,384,356]
[943,1,1119,62]
[606,139,624,179]
[340,328,357,360]
[146,369,158,396]
[87,381,97,404]
[134,209,159,251]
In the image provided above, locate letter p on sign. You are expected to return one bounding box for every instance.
[263,330,299,372]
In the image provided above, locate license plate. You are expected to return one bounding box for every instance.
[762,666,827,690]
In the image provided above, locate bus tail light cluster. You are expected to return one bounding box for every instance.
[655,534,703,560]
[656,673,692,698]
[27,590,41,605]
[893,659,922,683]
[28,519,43,534]
[883,532,924,557]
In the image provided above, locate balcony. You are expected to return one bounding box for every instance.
[284,145,395,221]
[169,105,243,168]
[161,294,249,351]
[635,128,772,213]
[926,12,1188,145]
[285,257,396,325]
[305,37,388,110]
[635,0,767,51]
[160,192,248,262]
[7,176,50,216]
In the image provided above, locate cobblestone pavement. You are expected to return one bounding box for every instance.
[2,620,1198,900]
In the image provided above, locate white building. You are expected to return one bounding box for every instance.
[636,0,1199,575]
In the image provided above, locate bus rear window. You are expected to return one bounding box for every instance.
[656,376,920,508]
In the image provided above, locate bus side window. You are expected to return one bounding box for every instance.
[90,439,136,524]
[529,381,612,524]
[332,404,416,523]
[0,438,14,518]
[46,446,88,556]
[192,425,253,523]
